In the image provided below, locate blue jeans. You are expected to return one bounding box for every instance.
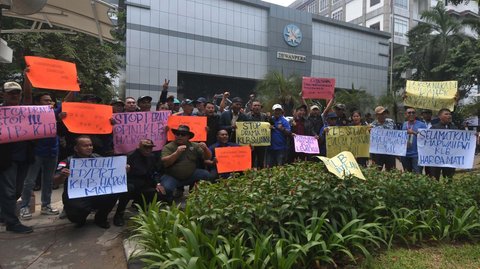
[160,169,212,202]
[401,156,422,174]
[21,155,58,208]
[267,149,286,167]
[0,162,21,226]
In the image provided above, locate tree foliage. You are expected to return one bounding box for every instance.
[0,16,125,102]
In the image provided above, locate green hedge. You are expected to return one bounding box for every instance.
[131,162,480,268]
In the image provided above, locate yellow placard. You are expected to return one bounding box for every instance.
[236,122,271,146]
[317,151,366,180]
[404,80,457,111]
[326,126,370,158]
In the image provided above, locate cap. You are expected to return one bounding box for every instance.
[138,96,152,103]
[139,139,156,148]
[181,99,194,106]
[272,104,283,111]
[296,104,307,111]
[110,98,124,105]
[326,112,338,119]
[334,103,346,110]
[173,98,180,104]
[231,97,243,104]
[374,106,387,114]
[421,109,433,114]
[81,94,102,103]
[196,97,207,104]
[310,105,320,110]
[3,82,22,92]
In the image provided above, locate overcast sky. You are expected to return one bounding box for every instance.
[262,0,296,6]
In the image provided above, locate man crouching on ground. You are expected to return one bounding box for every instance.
[54,135,124,228]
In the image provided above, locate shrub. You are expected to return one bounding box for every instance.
[131,162,480,268]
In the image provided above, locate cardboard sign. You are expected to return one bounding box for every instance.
[317,151,365,180]
[302,77,335,100]
[25,56,80,91]
[113,111,170,154]
[215,146,251,173]
[326,126,370,158]
[167,116,207,142]
[67,156,128,199]
[404,80,457,111]
[294,135,319,154]
[417,129,476,169]
[369,129,408,156]
[236,121,271,146]
[62,102,113,134]
[0,105,56,144]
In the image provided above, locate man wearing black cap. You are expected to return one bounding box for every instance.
[194,97,207,116]
[219,97,249,142]
[138,96,152,112]
[158,125,212,202]
[111,99,125,113]
[175,99,195,116]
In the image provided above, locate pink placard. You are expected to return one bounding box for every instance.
[294,135,320,154]
[113,111,171,154]
[302,77,335,100]
[0,105,56,144]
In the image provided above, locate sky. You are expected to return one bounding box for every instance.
[261,0,296,7]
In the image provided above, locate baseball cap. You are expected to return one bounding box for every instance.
[272,104,283,111]
[139,139,156,148]
[310,105,320,110]
[196,97,207,104]
[181,99,194,106]
[374,106,387,114]
[110,98,125,105]
[334,103,346,110]
[138,96,153,103]
[173,98,180,104]
[3,82,22,92]
[326,112,338,119]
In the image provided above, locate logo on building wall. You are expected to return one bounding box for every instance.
[283,24,302,47]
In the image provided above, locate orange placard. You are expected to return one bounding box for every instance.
[25,56,80,91]
[62,102,113,134]
[215,146,251,174]
[167,116,207,142]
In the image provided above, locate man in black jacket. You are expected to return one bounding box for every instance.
[219,97,249,143]
[430,108,458,180]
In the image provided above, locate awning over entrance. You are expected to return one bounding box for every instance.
[2,0,117,43]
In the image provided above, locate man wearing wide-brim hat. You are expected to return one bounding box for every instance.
[158,125,213,203]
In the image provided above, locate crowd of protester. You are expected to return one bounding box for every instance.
[1,77,479,234]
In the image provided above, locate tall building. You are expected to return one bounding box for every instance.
[290,0,479,50]
[124,0,391,107]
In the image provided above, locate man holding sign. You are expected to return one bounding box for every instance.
[205,129,240,178]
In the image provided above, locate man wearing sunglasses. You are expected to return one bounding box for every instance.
[158,125,212,203]
[401,107,427,173]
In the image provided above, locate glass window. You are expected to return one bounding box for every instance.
[394,17,408,37]
[307,2,318,13]
[394,0,408,9]
[332,0,341,5]
[370,22,381,30]
[320,0,328,11]
[370,0,380,7]
[332,8,343,20]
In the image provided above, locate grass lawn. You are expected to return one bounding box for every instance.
[361,243,480,269]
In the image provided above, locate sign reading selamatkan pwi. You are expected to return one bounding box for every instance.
[417,129,476,169]
[67,156,128,199]
[369,129,408,156]
[0,105,56,144]
[113,111,170,154]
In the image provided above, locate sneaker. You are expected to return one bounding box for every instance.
[41,205,60,215]
[6,223,33,234]
[20,207,32,220]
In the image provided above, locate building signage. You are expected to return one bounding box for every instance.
[283,24,302,47]
[276,51,307,62]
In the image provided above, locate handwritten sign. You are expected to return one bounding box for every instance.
[113,111,170,154]
[369,129,408,156]
[326,126,370,158]
[417,129,476,169]
[236,122,271,146]
[404,80,457,111]
[67,156,127,199]
[25,56,80,91]
[317,151,365,180]
[294,135,319,154]
[62,102,113,134]
[302,77,335,99]
[0,105,56,144]
[167,116,207,142]
[215,146,251,173]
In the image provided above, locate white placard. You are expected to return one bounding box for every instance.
[369,128,408,157]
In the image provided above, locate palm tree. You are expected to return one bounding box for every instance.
[255,71,302,116]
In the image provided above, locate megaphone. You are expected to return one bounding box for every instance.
[1,0,48,15]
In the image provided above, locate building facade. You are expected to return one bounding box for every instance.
[125,0,390,106]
